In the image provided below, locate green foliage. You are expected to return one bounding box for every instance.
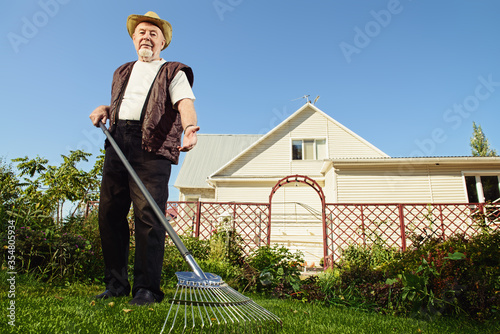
[340,241,398,271]
[198,258,244,288]
[6,150,104,225]
[248,244,304,294]
[162,230,255,291]
[399,254,465,319]
[0,214,103,283]
[470,122,497,157]
[316,230,500,320]
[0,159,21,224]
[162,234,210,287]
[0,151,105,284]
[209,218,245,266]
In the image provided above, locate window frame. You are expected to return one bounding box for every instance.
[462,171,500,203]
[290,138,327,161]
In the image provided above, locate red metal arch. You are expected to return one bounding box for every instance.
[269,175,327,267]
[269,174,325,205]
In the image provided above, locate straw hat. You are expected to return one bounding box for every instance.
[126,11,172,50]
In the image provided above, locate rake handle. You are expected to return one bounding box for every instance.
[99,121,206,280]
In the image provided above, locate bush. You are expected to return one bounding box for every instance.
[162,234,210,287]
[287,275,325,303]
[198,258,244,288]
[0,214,104,284]
[209,224,245,266]
[317,230,500,320]
[247,244,304,295]
[385,230,500,320]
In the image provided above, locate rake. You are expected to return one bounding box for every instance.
[99,122,282,333]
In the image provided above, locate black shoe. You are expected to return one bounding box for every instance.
[129,289,159,306]
[94,290,126,300]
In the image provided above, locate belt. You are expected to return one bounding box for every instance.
[117,120,141,125]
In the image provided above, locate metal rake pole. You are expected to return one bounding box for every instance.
[99,122,282,333]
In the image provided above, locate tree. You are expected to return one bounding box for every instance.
[10,150,104,226]
[0,158,22,227]
[470,122,497,157]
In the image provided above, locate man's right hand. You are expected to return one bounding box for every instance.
[90,105,110,127]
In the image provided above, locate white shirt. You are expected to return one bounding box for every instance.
[118,59,195,120]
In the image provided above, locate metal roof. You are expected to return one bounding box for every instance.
[174,134,262,189]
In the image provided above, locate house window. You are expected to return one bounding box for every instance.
[292,139,326,160]
[465,175,500,203]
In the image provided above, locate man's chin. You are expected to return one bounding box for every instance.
[138,48,154,60]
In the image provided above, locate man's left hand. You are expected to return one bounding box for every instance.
[178,126,200,151]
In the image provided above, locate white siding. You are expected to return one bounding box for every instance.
[324,167,336,203]
[334,165,483,204]
[215,182,272,203]
[428,169,468,203]
[178,188,215,202]
[328,123,386,158]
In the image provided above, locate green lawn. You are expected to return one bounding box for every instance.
[1,279,498,334]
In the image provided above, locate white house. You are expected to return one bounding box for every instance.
[175,103,500,265]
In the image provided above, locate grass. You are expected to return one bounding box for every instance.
[1,275,499,334]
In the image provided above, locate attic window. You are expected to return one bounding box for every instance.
[292,139,326,160]
[465,175,500,203]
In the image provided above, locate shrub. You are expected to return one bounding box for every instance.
[198,258,244,288]
[0,219,103,284]
[385,230,500,320]
[209,225,245,266]
[247,244,304,295]
[162,234,210,287]
[287,275,325,303]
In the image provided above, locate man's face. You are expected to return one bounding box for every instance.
[132,22,165,61]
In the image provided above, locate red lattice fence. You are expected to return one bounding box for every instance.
[85,201,499,264]
[165,201,270,257]
[323,202,500,267]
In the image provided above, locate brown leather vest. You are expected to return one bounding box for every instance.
[108,61,194,164]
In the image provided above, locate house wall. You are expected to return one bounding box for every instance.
[333,164,485,203]
[179,188,215,202]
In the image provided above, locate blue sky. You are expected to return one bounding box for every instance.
[1,0,499,201]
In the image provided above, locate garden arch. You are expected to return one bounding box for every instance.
[269,175,327,266]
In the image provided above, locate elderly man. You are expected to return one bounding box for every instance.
[89,11,199,306]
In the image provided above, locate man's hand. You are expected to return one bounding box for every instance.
[89,105,110,127]
[177,98,199,152]
[178,125,200,152]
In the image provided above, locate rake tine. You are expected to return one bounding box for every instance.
[215,287,250,331]
[189,286,197,334]
[160,285,180,334]
[193,287,207,333]
[181,286,188,334]
[211,287,251,329]
[223,286,282,332]
[203,286,234,331]
[227,286,279,324]
[199,286,225,330]
[162,278,282,333]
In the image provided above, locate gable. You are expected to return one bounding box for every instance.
[211,104,388,178]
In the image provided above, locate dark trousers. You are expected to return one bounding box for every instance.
[98,120,171,300]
